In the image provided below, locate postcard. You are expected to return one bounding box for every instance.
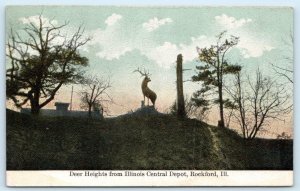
[6,6,293,186]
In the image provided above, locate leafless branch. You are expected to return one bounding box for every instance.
[79,74,112,117]
[226,69,292,139]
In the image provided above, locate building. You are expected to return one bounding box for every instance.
[20,102,103,119]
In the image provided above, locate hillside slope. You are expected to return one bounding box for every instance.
[6,109,292,170]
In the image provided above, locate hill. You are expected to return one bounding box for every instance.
[6,109,292,170]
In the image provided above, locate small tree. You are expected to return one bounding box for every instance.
[277,132,292,140]
[6,15,90,114]
[79,75,112,117]
[226,69,291,139]
[192,31,241,127]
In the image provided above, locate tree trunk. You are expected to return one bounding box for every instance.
[30,105,40,115]
[88,104,92,117]
[30,83,41,115]
[30,97,40,115]
[218,79,225,128]
[176,54,186,118]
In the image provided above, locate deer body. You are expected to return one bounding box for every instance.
[141,77,157,106]
[134,68,157,107]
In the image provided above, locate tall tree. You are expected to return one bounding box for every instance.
[192,31,241,127]
[6,15,90,114]
[80,75,112,117]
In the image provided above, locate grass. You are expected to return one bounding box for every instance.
[6,109,292,170]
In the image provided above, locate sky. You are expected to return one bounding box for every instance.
[5,6,293,138]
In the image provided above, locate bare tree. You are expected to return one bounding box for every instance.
[226,69,291,139]
[271,64,293,84]
[271,31,293,84]
[6,14,90,114]
[79,75,112,117]
[224,105,236,128]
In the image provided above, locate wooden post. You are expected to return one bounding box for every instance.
[176,54,186,118]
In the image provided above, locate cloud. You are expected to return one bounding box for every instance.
[144,36,214,68]
[144,33,274,67]
[86,13,271,65]
[19,15,58,27]
[105,13,122,26]
[88,17,213,67]
[215,14,252,30]
[214,14,273,58]
[97,47,132,60]
[87,22,135,60]
[146,42,179,67]
[86,13,126,59]
[237,36,274,58]
[142,17,173,32]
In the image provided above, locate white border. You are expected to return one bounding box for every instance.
[6,170,293,187]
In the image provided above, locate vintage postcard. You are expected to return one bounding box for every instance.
[6,6,293,186]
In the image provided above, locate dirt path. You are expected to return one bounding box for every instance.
[207,127,231,169]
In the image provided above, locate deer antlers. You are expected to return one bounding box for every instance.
[133,67,151,77]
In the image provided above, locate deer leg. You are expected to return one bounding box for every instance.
[148,98,149,106]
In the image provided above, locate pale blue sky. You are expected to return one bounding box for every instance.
[5,6,293,115]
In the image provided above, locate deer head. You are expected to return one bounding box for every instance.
[133,67,151,82]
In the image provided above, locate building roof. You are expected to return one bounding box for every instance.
[54,102,70,106]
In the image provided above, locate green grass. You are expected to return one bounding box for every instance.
[6,109,292,170]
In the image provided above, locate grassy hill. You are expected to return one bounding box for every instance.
[6,109,292,170]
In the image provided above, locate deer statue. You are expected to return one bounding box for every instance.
[134,68,157,107]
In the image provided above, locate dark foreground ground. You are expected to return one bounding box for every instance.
[6,109,292,170]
